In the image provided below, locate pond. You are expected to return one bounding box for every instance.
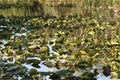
[0,0,115,20]
[0,16,120,80]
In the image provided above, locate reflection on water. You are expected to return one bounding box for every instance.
[0,0,44,17]
[0,6,41,17]
[0,4,73,17]
[0,1,114,19]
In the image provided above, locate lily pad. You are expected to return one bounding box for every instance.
[29,68,38,75]
[5,42,21,49]
[26,59,41,68]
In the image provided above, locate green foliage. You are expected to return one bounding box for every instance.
[0,1,120,78]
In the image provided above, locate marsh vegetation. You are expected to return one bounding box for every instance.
[0,0,120,80]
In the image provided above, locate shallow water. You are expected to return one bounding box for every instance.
[0,25,120,80]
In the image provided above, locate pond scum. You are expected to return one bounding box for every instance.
[0,0,120,80]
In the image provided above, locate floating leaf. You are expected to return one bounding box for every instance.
[5,42,21,48]
[88,31,95,35]
[29,68,37,75]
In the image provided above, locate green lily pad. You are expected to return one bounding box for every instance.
[26,59,41,68]
[5,42,21,49]
[6,65,19,71]
[16,67,28,76]
[29,68,37,75]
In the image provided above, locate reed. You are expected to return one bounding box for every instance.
[0,0,119,19]
[0,0,35,5]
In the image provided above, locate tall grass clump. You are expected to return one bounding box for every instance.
[0,0,119,19]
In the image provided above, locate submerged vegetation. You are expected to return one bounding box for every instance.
[0,0,120,80]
